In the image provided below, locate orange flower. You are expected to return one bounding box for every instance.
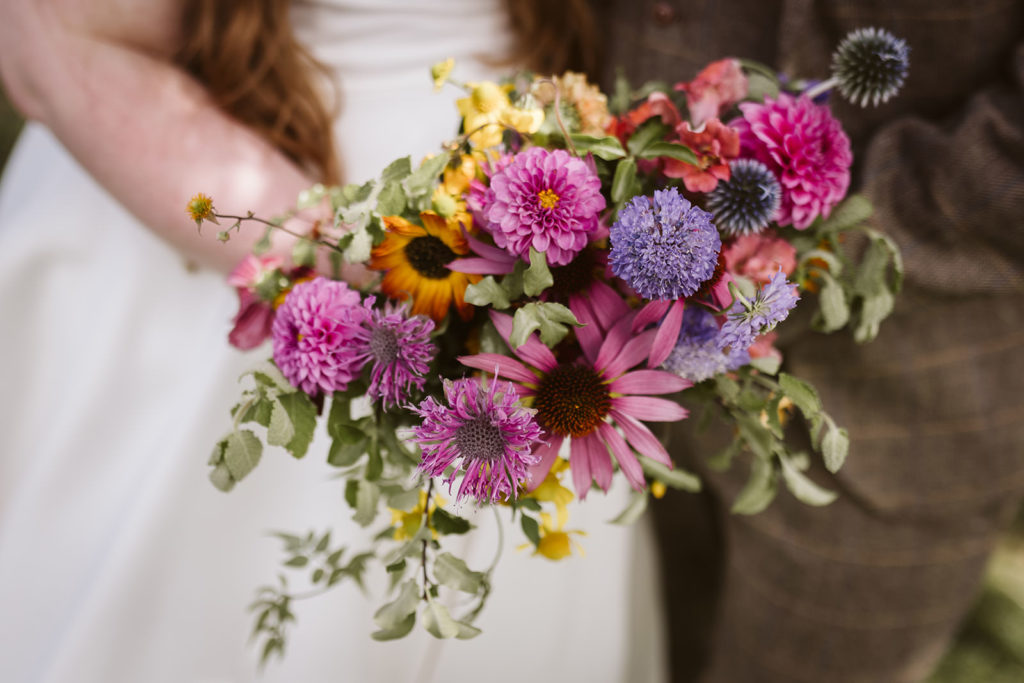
[369,212,480,322]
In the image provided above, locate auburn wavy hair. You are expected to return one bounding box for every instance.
[175,0,599,185]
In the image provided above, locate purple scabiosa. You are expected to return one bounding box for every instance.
[485,147,605,266]
[350,299,436,409]
[717,270,800,354]
[609,188,721,300]
[707,159,782,237]
[663,308,748,383]
[411,377,543,503]
[272,277,367,396]
[733,94,852,230]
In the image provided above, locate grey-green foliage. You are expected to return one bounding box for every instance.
[792,194,903,343]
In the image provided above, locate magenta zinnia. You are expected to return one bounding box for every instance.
[350,299,436,409]
[733,93,852,229]
[411,377,543,503]
[271,277,366,396]
[460,304,690,498]
[484,147,605,266]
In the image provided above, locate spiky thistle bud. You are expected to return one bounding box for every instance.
[707,159,782,237]
[832,27,910,107]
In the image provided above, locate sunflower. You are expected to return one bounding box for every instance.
[369,211,480,322]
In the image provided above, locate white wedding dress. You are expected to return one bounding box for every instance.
[0,1,666,681]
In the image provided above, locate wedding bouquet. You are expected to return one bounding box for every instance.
[191,27,908,660]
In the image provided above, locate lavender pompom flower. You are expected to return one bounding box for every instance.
[717,270,800,354]
[707,159,782,237]
[610,188,721,300]
[272,278,367,396]
[485,147,605,266]
[350,299,436,409]
[663,308,748,383]
[411,377,543,503]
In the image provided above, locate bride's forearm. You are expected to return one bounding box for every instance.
[0,0,323,273]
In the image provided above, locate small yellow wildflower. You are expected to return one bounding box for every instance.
[441,154,479,196]
[389,490,446,541]
[457,81,512,149]
[498,103,545,135]
[534,510,586,561]
[650,480,667,499]
[186,192,218,226]
[430,58,455,93]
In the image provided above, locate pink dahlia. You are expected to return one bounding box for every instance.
[733,94,852,229]
[411,377,543,503]
[485,147,605,266]
[271,277,366,396]
[460,305,690,498]
[349,299,436,409]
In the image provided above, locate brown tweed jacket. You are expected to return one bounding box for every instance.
[593,2,1024,681]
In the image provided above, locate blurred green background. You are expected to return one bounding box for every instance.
[0,86,1021,681]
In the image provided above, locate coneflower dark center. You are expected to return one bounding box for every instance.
[454,414,505,461]
[405,235,456,279]
[534,364,610,438]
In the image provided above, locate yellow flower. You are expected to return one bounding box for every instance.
[457,81,512,149]
[534,511,586,561]
[390,490,446,541]
[528,458,575,513]
[499,105,545,135]
[431,57,455,92]
[186,192,217,226]
[441,154,479,196]
[650,480,667,499]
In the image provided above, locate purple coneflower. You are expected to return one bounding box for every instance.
[460,304,690,498]
[411,377,542,503]
[271,277,366,396]
[350,299,436,409]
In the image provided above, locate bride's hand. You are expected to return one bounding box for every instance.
[0,0,324,274]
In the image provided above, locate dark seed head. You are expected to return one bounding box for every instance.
[832,27,910,108]
[707,159,782,237]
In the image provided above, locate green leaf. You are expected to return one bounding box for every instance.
[800,248,844,276]
[276,392,317,459]
[223,430,263,481]
[778,455,837,506]
[821,425,850,473]
[736,413,774,460]
[520,514,541,547]
[731,455,778,515]
[510,302,581,348]
[464,276,511,309]
[373,580,420,630]
[611,157,637,205]
[523,247,553,297]
[433,552,484,593]
[284,555,308,568]
[568,134,627,160]
[432,508,472,535]
[818,194,873,234]
[291,238,317,268]
[328,439,366,467]
[365,442,383,481]
[352,481,380,527]
[402,153,449,199]
[455,621,483,640]
[423,600,460,639]
[380,156,413,184]
[267,398,295,448]
[743,70,780,101]
[609,490,649,525]
[627,119,671,156]
[816,271,851,333]
[636,141,698,166]
[243,361,293,393]
[639,455,702,492]
[706,437,743,472]
[853,238,892,298]
[854,289,894,343]
[371,612,417,641]
[375,180,406,216]
[714,375,741,403]
[778,373,822,418]
[208,461,235,492]
[749,355,781,376]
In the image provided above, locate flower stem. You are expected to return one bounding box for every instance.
[213,211,346,255]
[421,478,435,599]
[803,76,840,101]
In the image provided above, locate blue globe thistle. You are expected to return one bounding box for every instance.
[717,270,800,353]
[707,159,782,237]
[609,188,721,300]
[832,27,910,108]
[663,308,748,383]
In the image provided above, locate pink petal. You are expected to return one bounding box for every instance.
[569,438,593,500]
[588,280,630,331]
[611,396,689,422]
[611,409,674,466]
[602,329,656,379]
[582,433,614,492]
[458,353,538,385]
[598,423,645,491]
[490,311,558,372]
[569,293,602,365]
[526,435,562,491]
[595,315,634,372]
[610,370,691,395]
[449,257,516,275]
[464,228,516,262]
[632,299,671,332]
[648,300,685,368]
